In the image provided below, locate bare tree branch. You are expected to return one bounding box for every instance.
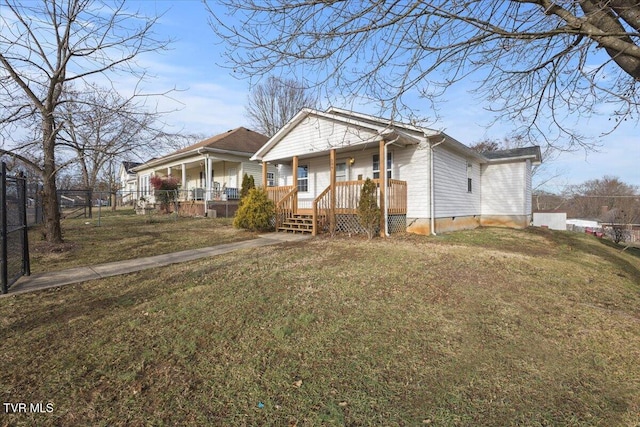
[245,76,318,137]
[0,0,172,242]
[207,0,640,149]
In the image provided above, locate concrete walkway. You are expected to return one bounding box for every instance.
[5,233,310,296]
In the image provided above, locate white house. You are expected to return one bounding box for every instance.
[118,161,142,205]
[133,127,274,216]
[252,107,541,235]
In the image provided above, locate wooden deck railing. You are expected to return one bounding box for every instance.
[312,185,332,235]
[387,179,407,214]
[275,187,297,229]
[266,186,293,204]
[332,179,407,214]
[270,179,407,234]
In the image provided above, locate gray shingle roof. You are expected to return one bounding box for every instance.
[482,146,542,162]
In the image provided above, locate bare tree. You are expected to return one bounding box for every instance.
[208,1,640,149]
[468,140,502,153]
[57,85,165,191]
[563,176,639,219]
[0,0,170,243]
[245,76,318,137]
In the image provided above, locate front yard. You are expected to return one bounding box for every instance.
[28,209,258,273]
[2,225,639,425]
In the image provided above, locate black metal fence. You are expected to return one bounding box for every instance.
[1,163,30,294]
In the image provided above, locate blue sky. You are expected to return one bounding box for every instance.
[129,0,638,193]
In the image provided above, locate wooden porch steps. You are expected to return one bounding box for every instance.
[278,214,314,234]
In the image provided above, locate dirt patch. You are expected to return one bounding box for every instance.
[31,241,77,254]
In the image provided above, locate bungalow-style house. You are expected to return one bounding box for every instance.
[133,127,272,216]
[118,161,142,206]
[251,107,542,236]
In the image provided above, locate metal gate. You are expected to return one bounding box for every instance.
[1,162,30,294]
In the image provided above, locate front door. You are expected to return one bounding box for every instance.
[227,167,237,189]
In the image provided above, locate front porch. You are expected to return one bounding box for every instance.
[266,178,407,235]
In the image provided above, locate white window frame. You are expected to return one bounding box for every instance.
[336,162,347,182]
[373,152,392,180]
[297,165,309,192]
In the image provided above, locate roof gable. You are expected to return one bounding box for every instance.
[121,161,142,174]
[252,108,429,161]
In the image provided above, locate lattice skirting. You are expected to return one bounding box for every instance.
[274,213,407,234]
[387,214,407,233]
[335,214,406,235]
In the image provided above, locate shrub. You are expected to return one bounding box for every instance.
[234,188,275,231]
[240,173,256,201]
[150,174,179,213]
[358,178,380,239]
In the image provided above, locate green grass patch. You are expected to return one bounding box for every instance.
[1,228,639,425]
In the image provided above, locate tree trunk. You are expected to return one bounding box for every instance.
[42,116,63,243]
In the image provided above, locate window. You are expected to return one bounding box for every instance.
[297,165,308,192]
[372,153,392,179]
[141,175,150,197]
[336,162,347,182]
[266,172,275,187]
[467,162,473,193]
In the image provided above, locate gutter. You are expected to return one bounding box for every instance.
[429,135,446,236]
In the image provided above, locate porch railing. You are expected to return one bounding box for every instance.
[275,187,297,229]
[313,179,407,234]
[332,179,407,214]
[266,185,294,205]
[387,179,408,214]
[270,179,407,234]
[312,185,332,235]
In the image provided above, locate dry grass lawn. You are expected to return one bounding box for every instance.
[1,225,639,426]
[28,209,258,273]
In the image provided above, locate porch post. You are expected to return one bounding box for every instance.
[181,163,186,199]
[292,156,298,214]
[167,166,171,177]
[206,157,213,202]
[330,149,336,234]
[379,139,386,237]
[262,162,267,188]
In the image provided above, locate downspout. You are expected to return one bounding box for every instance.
[383,136,400,237]
[429,136,445,236]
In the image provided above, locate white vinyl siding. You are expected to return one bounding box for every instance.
[392,144,430,218]
[262,116,379,162]
[481,162,526,215]
[524,159,532,215]
[240,161,262,186]
[433,147,481,217]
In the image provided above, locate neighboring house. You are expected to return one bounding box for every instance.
[118,161,142,205]
[251,107,542,235]
[132,127,272,215]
